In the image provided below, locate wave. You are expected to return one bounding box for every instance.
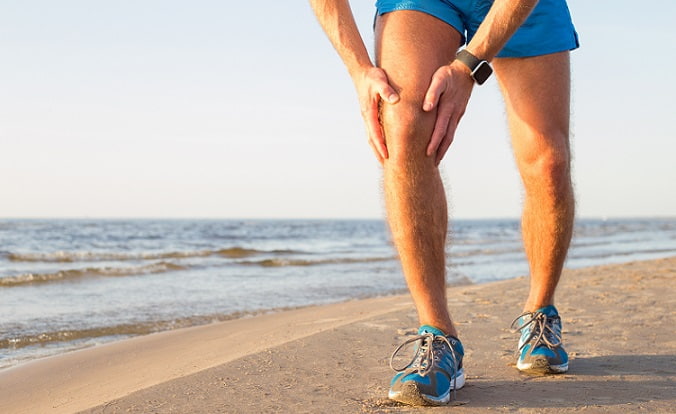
[241,256,394,268]
[450,247,524,258]
[0,309,295,351]
[0,262,186,287]
[7,247,300,263]
[568,247,676,261]
[216,247,297,258]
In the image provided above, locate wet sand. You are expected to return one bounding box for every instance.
[1,257,674,413]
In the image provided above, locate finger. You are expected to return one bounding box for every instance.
[435,117,459,165]
[426,106,452,156]
[366,123,387,161]
[423,70,445,112]
[435,133,454,166]
[371,126,388,161]
[367,134,385,165]
[364,99,388,160]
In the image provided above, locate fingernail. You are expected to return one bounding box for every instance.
[423,102,432,111]
[388,94,398,103]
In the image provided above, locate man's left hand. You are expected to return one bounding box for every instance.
[422,62,475,165]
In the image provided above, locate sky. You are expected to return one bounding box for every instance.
[1,1,674,219]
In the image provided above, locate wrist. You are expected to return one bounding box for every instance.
[347,61,376,80]
[454,49,493,85]
[450,59,472,76]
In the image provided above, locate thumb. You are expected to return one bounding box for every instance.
[378,83,399,104]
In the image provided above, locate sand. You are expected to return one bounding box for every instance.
[0,257,674,413]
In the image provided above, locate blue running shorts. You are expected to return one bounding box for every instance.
[375,0,579,57]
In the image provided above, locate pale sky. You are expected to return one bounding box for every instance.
[1,1,674,219]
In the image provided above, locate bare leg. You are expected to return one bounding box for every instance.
[375,11,462,336]
[494,52,575,312]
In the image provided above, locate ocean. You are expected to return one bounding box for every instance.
[1,218,675,370]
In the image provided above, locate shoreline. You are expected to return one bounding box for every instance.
[0,294,416,414]
[4,250,674,372]
[1,256,674,413]
[3,217,675,375]
[0,288,416,372]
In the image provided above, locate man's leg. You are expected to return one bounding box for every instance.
[375,10,461,337]
[494,52,574,312]
[494,52,574,373]
[377,10,467,405]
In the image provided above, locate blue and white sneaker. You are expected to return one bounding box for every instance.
[511,305,568,374]
[388,325,465,406]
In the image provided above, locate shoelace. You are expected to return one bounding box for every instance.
[389,332,459,399]
[510,311,562,351]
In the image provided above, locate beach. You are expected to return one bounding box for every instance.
[0,256,673,413]
[3,218,675,370]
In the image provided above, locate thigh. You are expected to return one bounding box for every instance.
[375,11,463,153]
[375,11,462,103]
[493,52,572,168]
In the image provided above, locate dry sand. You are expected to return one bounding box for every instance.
[0,257,674,413]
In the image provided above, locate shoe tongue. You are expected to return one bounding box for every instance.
[536,305,559,317]
[418,325,446,336]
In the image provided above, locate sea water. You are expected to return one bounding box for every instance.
[1,218,675,369]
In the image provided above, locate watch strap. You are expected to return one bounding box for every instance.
[455,49,481,72]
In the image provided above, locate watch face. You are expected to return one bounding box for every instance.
[472,61,493,85]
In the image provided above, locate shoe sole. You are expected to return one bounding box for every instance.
[517,358,568,374]
[388,369,466,406]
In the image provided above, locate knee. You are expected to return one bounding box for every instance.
[517,130,572,192]
[380,97,435,169]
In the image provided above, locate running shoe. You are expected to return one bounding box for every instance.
[511,305,568,374]
[388,325,465,406]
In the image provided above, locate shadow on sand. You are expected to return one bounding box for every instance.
[374,354,675,410]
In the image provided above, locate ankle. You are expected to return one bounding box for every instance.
[523,295,555,312]
[421,321,458,338]
[524,304,551,312]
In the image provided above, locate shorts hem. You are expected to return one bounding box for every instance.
[376,4,466,44]
[496,32,580,58]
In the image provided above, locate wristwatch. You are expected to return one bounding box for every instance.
[455,49,493,85]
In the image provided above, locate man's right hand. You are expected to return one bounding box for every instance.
[354,67,399,164]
